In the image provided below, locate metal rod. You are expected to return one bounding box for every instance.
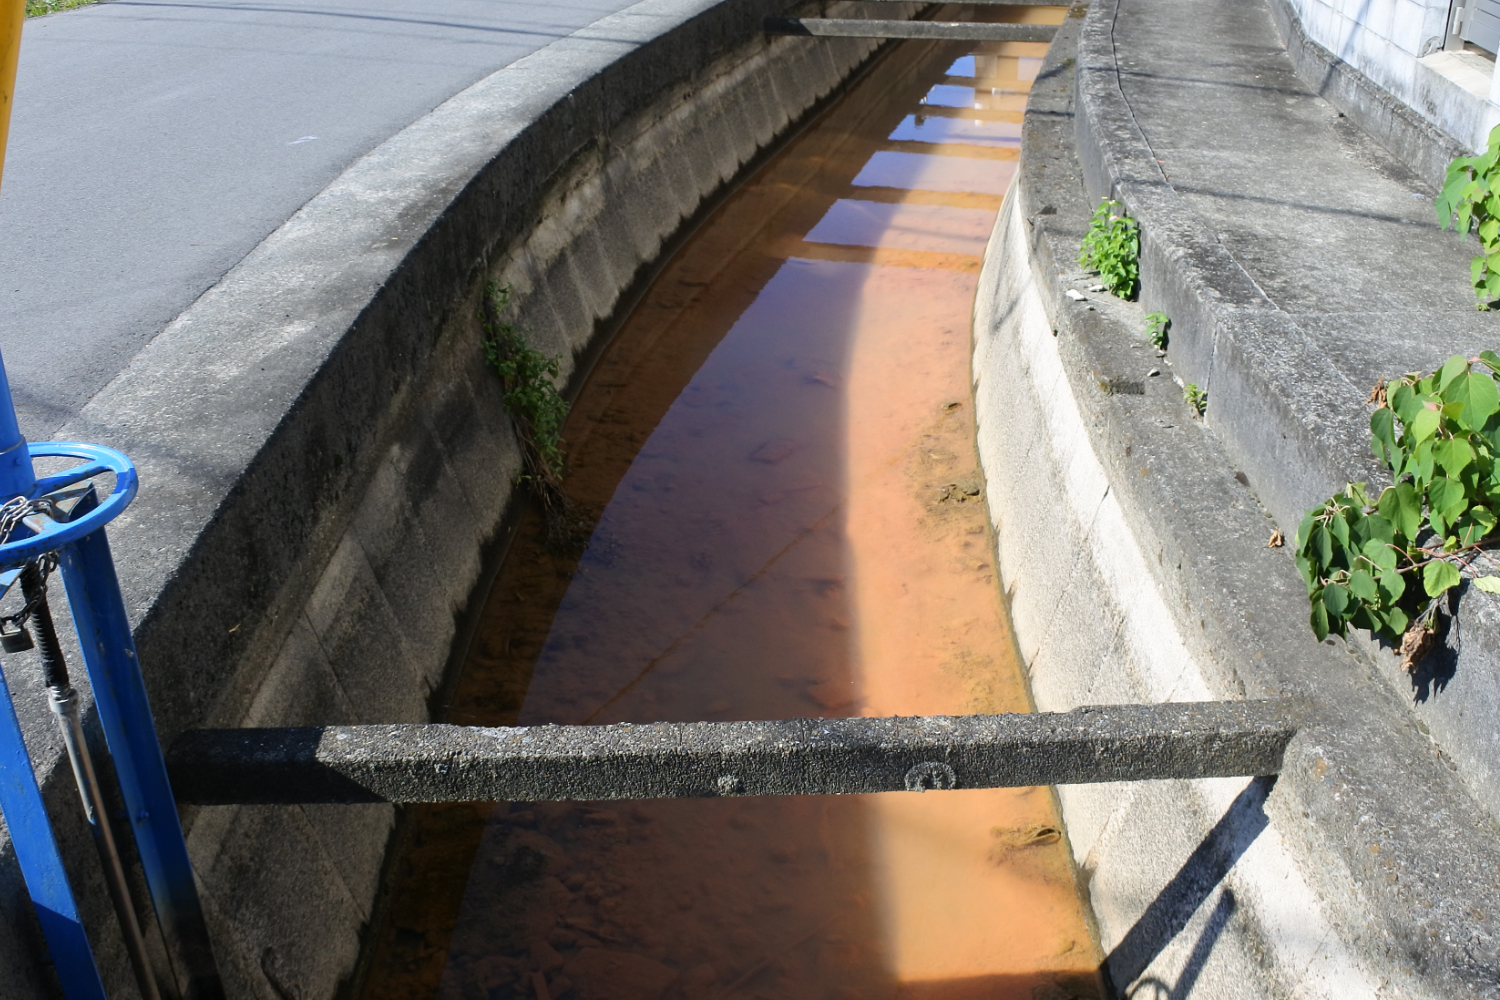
[765,17,1060,40]
[167,700,1300,805]
[58,527,225,1000]
[0,656,108,1000]
[22,566,166,1000]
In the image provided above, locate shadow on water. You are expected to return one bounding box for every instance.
[355,8,1106,1000]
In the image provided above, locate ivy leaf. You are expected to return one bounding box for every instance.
[1379,482,1422,542]
[1384,604,1410,636]
[1322,583,1351,617]
[1423,559,1462,597]
[1429,475,1469,532]
[1410,406,1442,443]
[1348,569,1379,603]
[1435,437,1476,477]
[1449,372,1500,430]
[1370,407,1398,467]
[1378,567,1405,603]
[1310,597,1330,642]
[1438,355,1469,389]
[1455,505,1497,545]
[1295,553,1317,592]
[1329,508,1351,550]
[1473,576,1500,594]
[1295,510,1316,551]
[1313,524,1333,569]
[1361,534,1398,571]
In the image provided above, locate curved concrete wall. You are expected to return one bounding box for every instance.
[975,7,1500,998]
[0,3,911,997]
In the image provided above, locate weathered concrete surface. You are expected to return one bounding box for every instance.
[0,3,908,998]
[1074,0,1500,849]
[166,702,1299,804]
[975,6,1500,997]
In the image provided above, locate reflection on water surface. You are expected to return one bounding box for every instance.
[358,8,1104,1000]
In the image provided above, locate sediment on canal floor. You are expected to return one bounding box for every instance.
[348,10,1104,1000]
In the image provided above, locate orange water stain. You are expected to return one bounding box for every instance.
[356,10,1101,1000]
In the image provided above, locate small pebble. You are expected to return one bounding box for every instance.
[1147,368,1160,377]
[1065,289,1087,301]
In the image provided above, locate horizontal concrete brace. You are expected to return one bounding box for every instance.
[764,18,1059,41]
[857,0,1072,4]
[167,700,1298,804]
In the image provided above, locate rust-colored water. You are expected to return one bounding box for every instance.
[358,11,1103,1000]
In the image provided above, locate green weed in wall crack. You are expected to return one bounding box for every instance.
[1145,311,1169,350]
[1296,353,1500,661]
[1078,198,1139,299]
[1438,124,1500,307]
[481,286,569,494]
[1182,382,1206,416]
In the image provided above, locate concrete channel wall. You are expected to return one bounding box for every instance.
[974,5,1500,998]
[0,3,913,997]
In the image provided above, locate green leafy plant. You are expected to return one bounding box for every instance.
[1144,311,1169,350]
[1078,198,1140,299]
[1438,123,1500,307]
[1295,354,1500,653]
[481,285,569,489]
[25,0,98,14]
[1183,382,1206,416]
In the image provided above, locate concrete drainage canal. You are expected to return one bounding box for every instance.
[0,4,1299,1000]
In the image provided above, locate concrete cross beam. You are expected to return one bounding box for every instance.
[853,0,1072,4]
[764,18,1060,41]
[166,701,1298,805]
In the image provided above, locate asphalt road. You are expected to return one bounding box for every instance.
[0,0,637,439]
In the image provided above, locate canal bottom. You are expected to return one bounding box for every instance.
[356,10,1105,1000]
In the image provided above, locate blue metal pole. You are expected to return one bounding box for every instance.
[0,649,108,1000]
[57,527,224,1000]
[0,348,36,499]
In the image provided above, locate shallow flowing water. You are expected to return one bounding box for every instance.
[358,11,1103,1000]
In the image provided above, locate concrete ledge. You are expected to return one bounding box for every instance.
[165,702,1299,804]
[976,7,1500,997]
[0,2,912,998]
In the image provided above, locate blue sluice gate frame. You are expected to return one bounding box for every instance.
[0,350,221,1000]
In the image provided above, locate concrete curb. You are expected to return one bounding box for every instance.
[0,2,907,997]
[974,7,1500,996]
[1070,0,1381,541]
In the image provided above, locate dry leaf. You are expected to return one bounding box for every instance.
[1400,620,1435,674]
[1267,529,1284,548]
[1366,378,1388,408]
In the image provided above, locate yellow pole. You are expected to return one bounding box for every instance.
[0,0,23,190]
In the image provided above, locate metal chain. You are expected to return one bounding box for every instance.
[0,495,59,546]
[0,496,63,635]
